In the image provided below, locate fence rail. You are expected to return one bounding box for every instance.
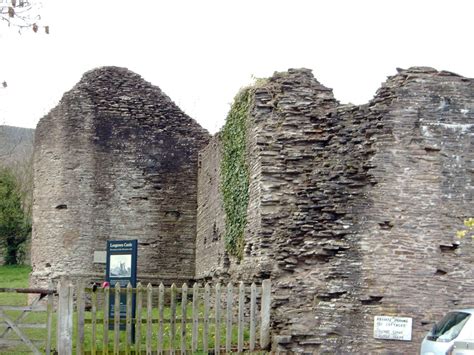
[56,278,271,354]
[0,279,271,354]
[0,284,55,355]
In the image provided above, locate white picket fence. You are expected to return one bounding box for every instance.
[57,278,271,354]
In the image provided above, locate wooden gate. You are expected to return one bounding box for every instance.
[56,279,271,354]
[0,286,55,354]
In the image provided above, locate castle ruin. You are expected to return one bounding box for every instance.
[32,66,473,353]
[31,67,210,286]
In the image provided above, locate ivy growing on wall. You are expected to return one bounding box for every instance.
[220,88,252,259]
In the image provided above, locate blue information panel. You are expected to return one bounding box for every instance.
[106,240,138,332]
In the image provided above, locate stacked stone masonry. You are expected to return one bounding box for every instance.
[32,67,210,287]
[32,66,473,354]
[196,67,473,353]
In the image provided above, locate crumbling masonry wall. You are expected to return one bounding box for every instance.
[196,68,474,353]
[32,65,473,353]
[196,112,271,281]
[31,67,210,287]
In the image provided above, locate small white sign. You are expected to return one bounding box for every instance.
[93,251,107,264]
[374,316,412,341]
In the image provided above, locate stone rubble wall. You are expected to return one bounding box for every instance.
[31,67,210,287]
[195,95,272,282]
[195,135,227,278]
[32,64,473,354]
[196,67,474,353]
[354,67,474,353]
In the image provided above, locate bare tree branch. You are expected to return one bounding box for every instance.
[0,0,48,33]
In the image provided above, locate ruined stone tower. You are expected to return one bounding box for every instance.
[31,67,210,286]
[32,65,473,354]
[196,67,474,353]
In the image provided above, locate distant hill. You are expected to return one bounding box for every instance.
[0,125,35,168]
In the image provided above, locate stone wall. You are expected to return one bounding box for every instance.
[195,99,272,281]
[352,67,474,353]
[31,67,210,287]
[195,135,226,278]
[196,67,474,353]
[31,64,473,353]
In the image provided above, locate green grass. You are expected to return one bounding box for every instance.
[0,265,52,353]
[0,266,264,353]
[0,264,31,287]
[0,264,31,304]
[75,292,252,353]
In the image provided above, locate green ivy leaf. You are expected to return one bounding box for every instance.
[220,88,253,259]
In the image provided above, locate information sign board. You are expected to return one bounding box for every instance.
[106,240,138,331]
[374,316,412,341]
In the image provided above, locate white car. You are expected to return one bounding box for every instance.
[421,309,474,355]
[451,340,474,355]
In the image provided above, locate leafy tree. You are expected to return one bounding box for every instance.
[0,167,31,264]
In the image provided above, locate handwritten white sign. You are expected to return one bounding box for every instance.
[374,316,412,341]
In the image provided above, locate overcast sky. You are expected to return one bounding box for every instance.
[0,0,472,133]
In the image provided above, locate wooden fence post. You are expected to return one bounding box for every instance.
[180,283,188,354]
[260,279,271,350]
[146,283,153,355]
[45,280,54,355]
[214,283,221,355]
[170,283,177,354]
[126,283,133,352]
[114,282,120,354]
[203,283,210,353]
[191,283,199,353]
[249,282,257,351]
[57,277,73,355]
[103,286,110,354]
[237,281,245,352]
[225,282,233,353]
[50,279,272,354]
[135,282,143,354]
[76,280,85,355]
[157,283,164,354]
[91,286,97,355]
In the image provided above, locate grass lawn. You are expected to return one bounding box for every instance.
[0,265,51,354]
[0,266,261,353]
[0,265,31,287]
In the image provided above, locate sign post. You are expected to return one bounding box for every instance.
[106,240,138,335]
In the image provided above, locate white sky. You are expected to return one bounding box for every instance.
[0,0,473,134]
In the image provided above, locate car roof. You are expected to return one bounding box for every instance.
[452,309,474,314]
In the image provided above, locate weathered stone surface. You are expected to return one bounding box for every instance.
[196,67,474,353]
[31,67,210,286]
[195,135,227,278]
[32,65,473,354]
